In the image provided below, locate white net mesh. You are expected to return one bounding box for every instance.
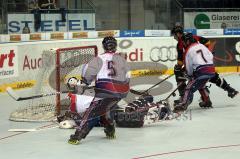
[9,46,97,122]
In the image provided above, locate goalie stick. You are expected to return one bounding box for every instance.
[130,74,174,95]
[8,126,59,132]
[6,85,96,101]
[0,123,58,141]
[6,87,69,101]
[7,119,59,132]
[8,129,39,132]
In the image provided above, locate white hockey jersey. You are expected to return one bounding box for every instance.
[96,52,130,81]
[184,42,214,76]
[82,52,130,96]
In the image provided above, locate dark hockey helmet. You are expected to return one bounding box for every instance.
[171,25,184,35]
[102,36,117,52]
[142,95,154,103]
[181,32,196,43]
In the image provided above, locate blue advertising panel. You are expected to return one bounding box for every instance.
[184,29,197,35]
[120,30,145,37]
[8,13,95,33]
[224,29,240,35]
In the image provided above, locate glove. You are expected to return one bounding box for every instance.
[174,64,185,76]
[174,64,188,81]
[174,64,183,72]
[76,80,87,87]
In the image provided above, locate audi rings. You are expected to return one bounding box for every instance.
[150,46,177,62]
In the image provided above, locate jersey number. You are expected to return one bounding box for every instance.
[196,49,208,63]
[107,61,116,77]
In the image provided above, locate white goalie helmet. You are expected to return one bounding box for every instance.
[59,120,76,129]
[67,77,79,89]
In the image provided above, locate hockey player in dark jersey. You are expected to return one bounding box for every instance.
[171,25,238,108]
[68,36,130,145]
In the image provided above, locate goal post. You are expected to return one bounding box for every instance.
[9,45,98,122]
[54,46,98,115]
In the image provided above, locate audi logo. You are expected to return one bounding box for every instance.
[149,46,177,62]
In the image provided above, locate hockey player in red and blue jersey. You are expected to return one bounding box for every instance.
[173,33,216,112]
[171,26,238,108]
[68,36,130,145]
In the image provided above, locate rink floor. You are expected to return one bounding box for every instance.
[0,74,240,159]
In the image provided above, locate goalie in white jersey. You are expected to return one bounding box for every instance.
[173,33,216,112]
[68,36,130,145]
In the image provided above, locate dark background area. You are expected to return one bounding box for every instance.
[178,0,240,8]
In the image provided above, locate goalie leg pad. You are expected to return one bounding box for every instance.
[59,120,77,129]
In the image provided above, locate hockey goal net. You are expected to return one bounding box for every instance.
[9,45,98,122]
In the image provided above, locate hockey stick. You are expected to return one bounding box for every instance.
[129,89,148,95]
[130,81,184,114]
[6,87,69,101]
[8,123,59,132]
[160,82,183,102]
[6,85,96,101]
[130,74,174,95]
[8,120,59,132]
[8,125,59,132]
[8,129,40,132]
[0,123,59,141]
